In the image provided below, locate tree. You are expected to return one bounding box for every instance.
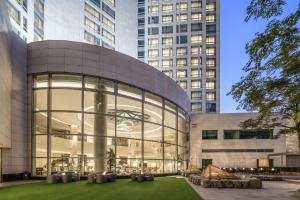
[106,148,116,172]
[228,0,300,149]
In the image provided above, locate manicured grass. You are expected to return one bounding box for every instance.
[0,177,202,200]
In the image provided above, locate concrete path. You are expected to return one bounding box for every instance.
[0,180,41,188]
[185,178,300,200]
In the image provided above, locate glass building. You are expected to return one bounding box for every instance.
[32,73,189,176]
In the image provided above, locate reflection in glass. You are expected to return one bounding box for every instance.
[50,112,82,135]
[116,159,142,175]
[50,157,81,174]
[34,135,47,157]
[51,135,81,157]
[34,75,48,88]
[116,138,141,159]
[164,127,176,144]
[144,103,162,124]
[51,89,82,111]
[118,83,142,99]
[164,110,176,128]
[84,91,115,113]
[144,160,163,174]
[85,76,114,92]
[144,141,163,159]
[34,112,47,134]
[84,114,115,136]
[164,160,176,173]
[52,74,82,88]
[164,143,176,160]
[178,132,185,147]
[34,89,47,110]
[33,158,47,176]
[144,122,162,141]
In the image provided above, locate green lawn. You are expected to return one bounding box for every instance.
[0,177,202,200]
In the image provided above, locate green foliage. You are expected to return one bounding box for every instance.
[245,0,286,22]
[229,1,300,148]
[106,148,116,172]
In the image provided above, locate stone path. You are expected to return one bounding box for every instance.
[0,180,41,188]
[185,178,300,200]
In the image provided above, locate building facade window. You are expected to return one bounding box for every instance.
[85,3,100,21]
[162,4,173,13]
[162,59,173,68]
[177,70,187,78]
[206,47,216,56]
[162,15,173,23]
[32,74,189,176]
[162,48,173,57]
[176,13,188,22]
[191,103,202,112]
[224,130,273,139]
[206,103,216,112]
[206,36,215,45]
[206,70,216,78]
[176,47,187,56]
[206,92,216,101]
[206,14,216,23]
[190,69,202,77]
[162,37,173,45]
[176,58,187,67]
[205,81,215,90]
[191,12,201,21]
[202,130,218,139]
[191,91,202,100]
[148,60,159,68]
[191,80,201,89]
[191,34,202,44]
[148,38,159,47]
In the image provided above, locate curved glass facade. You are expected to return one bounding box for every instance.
[32,73,189,176]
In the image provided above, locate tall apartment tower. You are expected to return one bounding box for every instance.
[137,0,220,113]
[5,0,137,57]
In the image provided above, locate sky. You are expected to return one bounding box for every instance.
[220,0,299,113]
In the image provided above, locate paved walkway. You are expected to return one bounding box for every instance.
[0,180,41,188]
[185,178,300,200]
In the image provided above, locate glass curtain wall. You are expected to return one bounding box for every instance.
[32,73,189,176]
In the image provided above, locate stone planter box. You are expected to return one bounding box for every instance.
[250,175,283,181]
[88,174,96,183]
[131,173,154,182]
[96,174,108,183]
[62,175,73,183]
[88,173,117,184]
[47,174,62,184]
[189,175,262,189]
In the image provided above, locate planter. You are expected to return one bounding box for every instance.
[96,174,108,183]
[62,175,73,183]
[88,174,96,183]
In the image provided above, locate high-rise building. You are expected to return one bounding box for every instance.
[5,0,137,57]
[137,0,220,113]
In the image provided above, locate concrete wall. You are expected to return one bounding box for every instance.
[27,40,191,114]
[0,0,29,176]
[190,113,287,168]
[0,0,12,149]
[115,0,137,58]
[2,34,28,175]
[44,0,85,43]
